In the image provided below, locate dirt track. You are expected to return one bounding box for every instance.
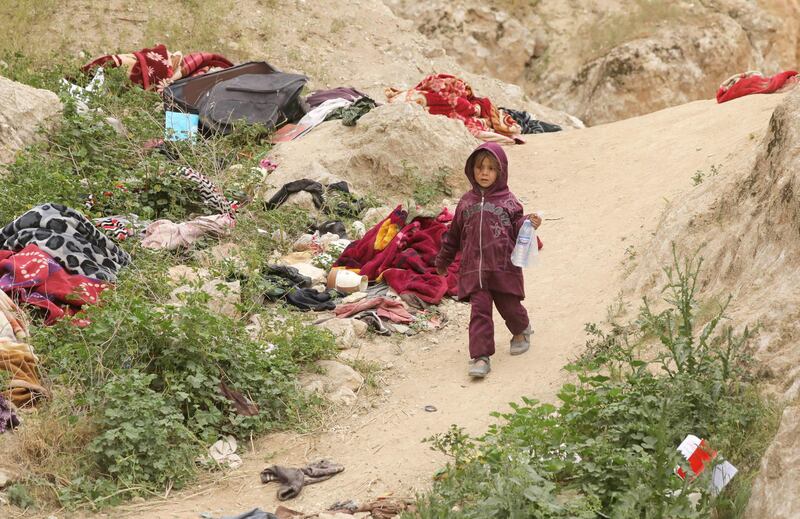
[105,93,785,519]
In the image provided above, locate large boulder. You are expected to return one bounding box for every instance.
[0,76,61,164]
[261,103,478,204]
[745,406,800,519]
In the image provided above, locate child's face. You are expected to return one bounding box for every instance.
[474,156,498,189]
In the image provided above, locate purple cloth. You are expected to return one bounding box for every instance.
[0,395,20,432]
[436,143,527,299]
[468,289,529,359]
[305,87,368,108]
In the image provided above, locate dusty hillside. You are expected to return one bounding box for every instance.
[386,0,800,124]
[0,0,581,129]
[626,89,800,518]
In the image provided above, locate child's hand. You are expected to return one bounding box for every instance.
[436,266,448,276]
[527,213,543,229]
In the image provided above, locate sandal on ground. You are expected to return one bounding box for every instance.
[469,356,491,378]
[510,326,533,356]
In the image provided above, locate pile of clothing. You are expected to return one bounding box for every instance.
[82,43,233,92]
[274,87,379,142]
[386,74,523,144]
[716,70,799,103]
[0,204,128,324]
[333,205,459,305]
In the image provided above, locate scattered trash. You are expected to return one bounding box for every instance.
[165,110,199,141]
[675,434,738,495]
[260,459,345,500]
[424,405,437,412]
[200,436,243,470]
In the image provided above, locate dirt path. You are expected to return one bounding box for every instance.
[110,94,783,519]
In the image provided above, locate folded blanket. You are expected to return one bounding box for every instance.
[260,459,344,500]
[0,203,131,282]
[0,245,109,324]
[0,340,48,407]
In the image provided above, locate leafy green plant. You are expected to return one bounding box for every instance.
[410,247,777,519]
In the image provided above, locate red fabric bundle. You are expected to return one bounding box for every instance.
[716,70,798,103]
[334,206,460,304]
[82,44,233,91]
[0,245,109,325]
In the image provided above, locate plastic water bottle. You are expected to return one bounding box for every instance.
[511,219,534,267]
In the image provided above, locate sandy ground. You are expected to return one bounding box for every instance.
[60,92,782,519]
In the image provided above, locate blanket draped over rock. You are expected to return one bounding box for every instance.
[386,74,522,144]
[0,203,131,282]
[0,245,110,324]
[716,70,799,103]
[333,205,459,304]
[81,43,233,91]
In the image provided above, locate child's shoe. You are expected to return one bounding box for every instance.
[510,326,533,355]
[469,356,491,378]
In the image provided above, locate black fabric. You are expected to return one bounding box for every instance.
[500,107,562,134]
[220,508,278,519]
[285,288,336,312]
[196,72,308,134]
[265,179,366,217]
[305,87,368,108]
[261,265,311,301]
[312,220,348,239]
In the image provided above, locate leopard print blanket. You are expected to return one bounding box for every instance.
[0,204,131,282]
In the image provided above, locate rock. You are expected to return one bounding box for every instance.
[263,103,477,205]
[291,262,326,284]
[302,379,325,395]
[0,469,11,489]
[745,406,800,519]
[328,386,357,405]
[320,318,367,349]
[0,76,62,164]
[341,291,368,304]
[170,279,241,319]
[315,360,364,391]
[362,207,392,229]
[168,265,210,284]
[350,220,366,239]
[293,233,314,251]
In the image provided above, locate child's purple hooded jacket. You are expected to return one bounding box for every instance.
[436,142,530,299]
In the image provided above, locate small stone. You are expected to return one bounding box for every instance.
[328,386,357,405]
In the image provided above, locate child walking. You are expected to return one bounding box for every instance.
[436,142,542,378]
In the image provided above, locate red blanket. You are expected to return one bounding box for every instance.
[334,206,459,304]
[82,44,233,91]
[716,70,799,103]
[0,245,109,325]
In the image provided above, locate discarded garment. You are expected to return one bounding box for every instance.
[0,203,131,282]
[141,214,234,250]
[82,43,233,91]
[176,167,238,216]
[0,245,110,325]
[333,205,459,304]
[93,214,149,241]
[296,98,354,128]
[325,96,378,126]
[386,74,522,144]
[219,381,259,416]
[260,459,345,500]
[261,265,312,301]
[311,220,348,239]
[306,87,368,108]
[218,509,278,519]
[265,179,364,217]
[203,436,242,470]
[0,394,20,432]
[501,107,562,134]
[717,70,799,103]
[0,290,28,341]
[285,288,336,312]
[334,296,414,324]
[0,340,48,407]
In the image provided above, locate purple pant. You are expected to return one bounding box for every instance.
[469,289,530,359]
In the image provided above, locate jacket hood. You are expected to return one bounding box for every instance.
[464,142,509,195]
